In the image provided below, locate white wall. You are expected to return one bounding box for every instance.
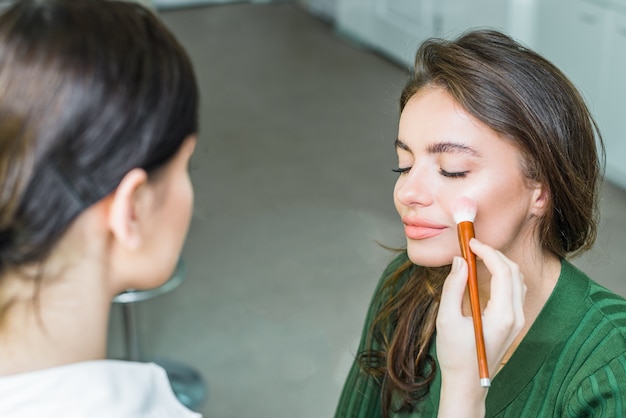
[297,0,337,21]
[535,0,626,190]
[335,0,512,68]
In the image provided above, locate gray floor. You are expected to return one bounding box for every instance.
[107,3,626,417]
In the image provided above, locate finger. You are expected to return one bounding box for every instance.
[468,238,517,316]
[469,238,514,279]
[470,239,523,325]
[437,257,468,324]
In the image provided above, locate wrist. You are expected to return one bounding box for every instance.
[438,377,488,418]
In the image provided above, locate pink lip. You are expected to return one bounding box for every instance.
[402,217,447,240]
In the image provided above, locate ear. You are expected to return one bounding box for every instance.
[529,182,550,217]
[107,168,149,250]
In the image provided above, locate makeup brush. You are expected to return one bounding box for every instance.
[451,197,490,388]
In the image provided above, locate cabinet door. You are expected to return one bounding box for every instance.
[336,0,514,67]
[536,0,610,115]
[440,1,508,40]
[336,0,437,67]
[602,11,626,189]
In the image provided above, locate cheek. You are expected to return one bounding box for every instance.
[181,176,194,229]
[164,174,194,238]
[472,186,535,246]
[459,167,525,212]
[392,178,402,209]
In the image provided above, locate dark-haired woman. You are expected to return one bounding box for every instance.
[336,29,626,417]
[0,0,201,416]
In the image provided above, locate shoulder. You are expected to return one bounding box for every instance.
[375,251,412,293]
[354,251,413,346]
[563,343,626,416]
[581,280,626,359]
[558,260,626,349]
[0,361,201,418]
[89,361,203,418]
[366,251,412,310]
[572,261,626,343]
[382,251,412,275]
[559,262,626,395]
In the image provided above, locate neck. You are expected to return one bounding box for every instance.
[472,249,561,313]
[463,246,562,367]
[0,266,113,376]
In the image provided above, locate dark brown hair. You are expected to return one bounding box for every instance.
[360,29,604,415]
[0,0,198,318]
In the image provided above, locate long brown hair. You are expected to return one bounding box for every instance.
[359,29,604,416]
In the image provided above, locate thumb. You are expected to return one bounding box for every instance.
[439,257,468,316]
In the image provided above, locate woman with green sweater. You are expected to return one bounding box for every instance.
[336,29,626,417]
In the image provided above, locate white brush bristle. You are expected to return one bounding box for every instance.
[452,197,477,223]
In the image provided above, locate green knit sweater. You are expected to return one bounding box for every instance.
[335,252,626,417]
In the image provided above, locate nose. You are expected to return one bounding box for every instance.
[394,166,434,207]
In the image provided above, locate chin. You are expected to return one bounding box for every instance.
[150,261,179,289]
[406,243,455,268]
[134,258,179,291]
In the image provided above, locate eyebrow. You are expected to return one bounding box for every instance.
[394,138,410,151]
[395,139,480,157]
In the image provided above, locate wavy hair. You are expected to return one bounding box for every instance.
[359,29,604,416]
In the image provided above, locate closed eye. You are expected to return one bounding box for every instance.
[392,167,411,174]
[439,168,468,178]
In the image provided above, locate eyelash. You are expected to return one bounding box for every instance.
[391,167,468,178]
[439,168,468,178]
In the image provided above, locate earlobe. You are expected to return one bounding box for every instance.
[107,168,149,250]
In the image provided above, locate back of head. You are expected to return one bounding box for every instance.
[0,0,198,274]
[401,29,603,259]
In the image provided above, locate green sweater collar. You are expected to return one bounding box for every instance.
[428,259,589,415]
[486,259,589,414]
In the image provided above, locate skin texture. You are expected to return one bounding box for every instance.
[393,86,545,272]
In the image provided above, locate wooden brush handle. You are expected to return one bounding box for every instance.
[457,220,490,387]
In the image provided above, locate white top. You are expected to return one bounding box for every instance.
[0,360,202,418]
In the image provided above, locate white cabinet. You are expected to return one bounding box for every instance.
[336,0,439,67]
[535,0,611,115]
[336,0,514,68]
[602,10,626,187]
[335,0,626,188]
[438,1,508,39]
[536,0,626,189]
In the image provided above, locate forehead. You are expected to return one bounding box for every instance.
[397,87,519,157]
